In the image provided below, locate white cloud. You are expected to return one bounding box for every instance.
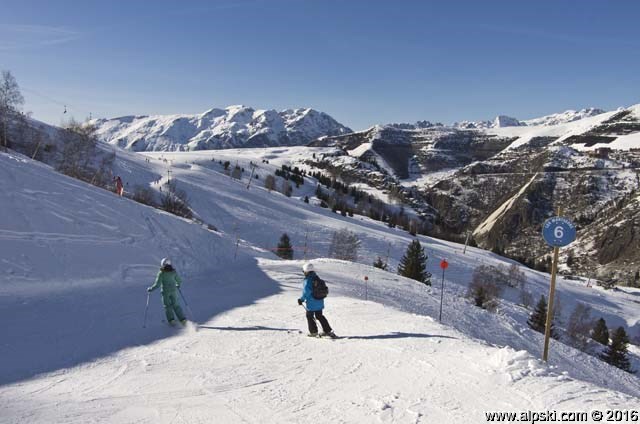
[0,24,80,50]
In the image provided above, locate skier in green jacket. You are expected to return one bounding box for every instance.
[147,258,187,326]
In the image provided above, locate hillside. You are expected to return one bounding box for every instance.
[307,104,640,283]
[1,149,640,423]
[5,103,640,283]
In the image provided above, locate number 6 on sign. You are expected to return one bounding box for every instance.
[554,226,564,239]
[542,217,576,248]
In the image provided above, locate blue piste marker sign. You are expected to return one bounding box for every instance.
[542,217,576,248]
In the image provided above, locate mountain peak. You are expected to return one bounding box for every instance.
[94,105,352,151]
[523,107,606,126]
[493,115,523,128]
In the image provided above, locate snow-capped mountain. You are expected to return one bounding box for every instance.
[523,107,607,126]
[92,105,352,151]
[452,108,607,129]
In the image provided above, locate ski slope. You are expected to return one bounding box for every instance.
[1,149,640,423]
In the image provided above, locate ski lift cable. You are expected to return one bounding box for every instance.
[20,86,91,114]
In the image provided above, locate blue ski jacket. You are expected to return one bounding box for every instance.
[299,271,324,312]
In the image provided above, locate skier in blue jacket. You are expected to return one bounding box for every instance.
[298,263,336,338]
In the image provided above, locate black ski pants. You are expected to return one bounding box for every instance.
[306,310,332,334]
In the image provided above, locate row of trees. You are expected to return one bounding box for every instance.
[465,262,633,373]
[528,296,633,372]
[309,169,429,236]
[264,174,292,197]
[275,230,431,286]
[276,165,304,187]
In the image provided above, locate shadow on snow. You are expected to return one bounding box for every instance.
[0,256,281,386]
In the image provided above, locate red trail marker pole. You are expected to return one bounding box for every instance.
[364,275,369,301]
[439,259,449,322]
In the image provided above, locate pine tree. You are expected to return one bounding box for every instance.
[527,295,557,337]
[592,318,610,346]
[398,239,431,285]
[373,257,388,271]
[276,233,293,260]
[600,327,633,373]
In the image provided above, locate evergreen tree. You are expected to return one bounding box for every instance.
[276,233,294,260]
[398,240,431,285]
[600,327,633,373]
[592,318,610,346]
[373,257,388,271]
[527,295,557,337]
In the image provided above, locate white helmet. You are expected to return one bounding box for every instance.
[161,257,171,267]
[303,263,314,273]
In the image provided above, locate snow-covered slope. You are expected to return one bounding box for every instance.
[2,144,640,422]
[92,105,352,151]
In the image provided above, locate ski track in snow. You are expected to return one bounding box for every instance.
[2,291,636,423]
[1,150,640,423]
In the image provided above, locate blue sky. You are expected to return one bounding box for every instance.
[1,0,639,130]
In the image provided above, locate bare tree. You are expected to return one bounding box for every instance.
[161,180,192,219]
[566,303,593,351]
[56,118,101,181]
[519,284,534,309]
[231,165,242,180]
[467,265,504,311]
[0,70,25,150]
[328,228,361,261]
[507,264,526,288]
[553,294,564,325]
[281,179,292,197]
[132,185,157,207]
[264,174,276,192]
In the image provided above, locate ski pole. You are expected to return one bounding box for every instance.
[178,287,196,322]
[143,292,150,328]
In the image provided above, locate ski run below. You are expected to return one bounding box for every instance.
[1,150,639,423]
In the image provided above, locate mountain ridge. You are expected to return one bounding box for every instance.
[93,105,352,151]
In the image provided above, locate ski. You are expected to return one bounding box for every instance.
[306,333,343,340]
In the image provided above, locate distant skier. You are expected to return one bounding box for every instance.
[115,176,124,196]
[147,258,187,326]
[298,263,336,338]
